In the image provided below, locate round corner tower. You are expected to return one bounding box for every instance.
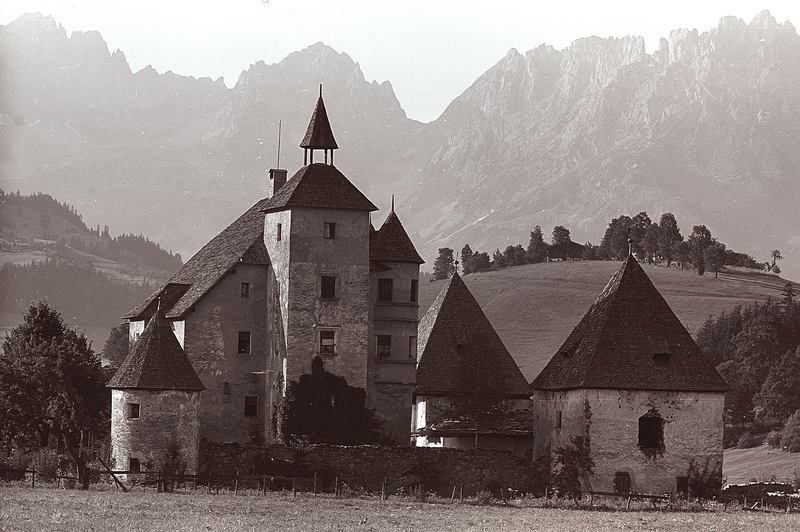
[107,302,205,477]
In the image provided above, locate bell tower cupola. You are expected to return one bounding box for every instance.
[300,84,339,166]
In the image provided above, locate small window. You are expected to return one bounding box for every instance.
[222,381,231,395]
[614,472,631,494]
[639,412,664,456]
[321,276,337,299]
[411,279,419,302]
[378,279,393,302]
[676,476,689,495]
[128,403,140,419]
[427,436,441,445]
[129,457,140,473]
[238,331,251,354]
[277,223,282,241]
[319,330,336,355]
[556,411,562,429]
[409,336,417,360]
[244,396,258,417]
[323,222,336,240]
[376,335,392,358]
[241,282,250,298]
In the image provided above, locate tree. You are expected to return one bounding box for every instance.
[0,302,108,488]
[703,242,727,279]
[506,244,527,266]
[551,226,571,246]
[673,241,691,270]
[780,410,800,452]
[754,347,800,426]
[490,249,506,270]
[768,250,783,272]
[102,322,129,368]
[433,248,455,280]
[460,245,474,274]
[467,252,491,273]
[688,225,714,275]
[527,226,548,263]
[783,282,796,307]
[658,213,683,266]
[630,212,652,255]
[601,216,632,260]
[642,224,660,263]
[581,242,597,261]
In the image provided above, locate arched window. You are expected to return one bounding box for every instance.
[638,409,664,457]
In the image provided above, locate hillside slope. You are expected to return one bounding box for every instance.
[418,261,788,380]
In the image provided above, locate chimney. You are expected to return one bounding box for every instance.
[268,168,287,196]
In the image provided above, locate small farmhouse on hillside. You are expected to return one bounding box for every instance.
[413,272,532,456]
[531,255,727,496]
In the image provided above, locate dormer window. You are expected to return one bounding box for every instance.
[324,222,336,240]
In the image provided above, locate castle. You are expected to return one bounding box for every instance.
[108,91,727,496]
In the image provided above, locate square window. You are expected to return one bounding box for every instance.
[244,396,258,417]
[321,276,337,299]
[238,331,251,354]
[323,222,336,240]
[409,336,417,360]
[128,403,140,419]
[378,279,393,302]
[129,457,140,473]
[277,223,282,241]
[320,330,336,354]
[376,335,392,358]
[241,282,250,298]
[411,279,419,302]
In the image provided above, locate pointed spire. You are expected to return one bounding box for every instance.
[300,88,338,151]
[391,194,395,213]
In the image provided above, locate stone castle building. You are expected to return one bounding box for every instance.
[531,256,728,495]
[109,93,423,470]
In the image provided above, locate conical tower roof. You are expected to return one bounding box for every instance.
[370,209,424,264]
[531,256,728,392]
[417,273,530,397]
[300,94,338,150]
[107,302,204,391]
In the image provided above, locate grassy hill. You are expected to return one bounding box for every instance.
[724,444,800,485]
[418,261,789,381]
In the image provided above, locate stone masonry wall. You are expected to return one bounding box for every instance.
[532,389,724,495]
[110,389,200,475]
[200,440,533,496]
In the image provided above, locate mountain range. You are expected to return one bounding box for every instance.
[1,11,798,278]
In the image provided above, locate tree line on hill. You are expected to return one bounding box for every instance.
[432,211,777,280]
[0,260,155,329]
[696,283,800,448]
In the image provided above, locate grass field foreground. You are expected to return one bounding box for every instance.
[2,485,800,531]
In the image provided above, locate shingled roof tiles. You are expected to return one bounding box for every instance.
[261,163,377,213]
[531,255,728,392]
[300,96,339,150]
[107,303,204,391]
[416,272,531,397]
[124,198,271,320]
[413,410,533,437]
[370,210,424,264]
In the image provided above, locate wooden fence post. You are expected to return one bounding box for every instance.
[459,483,463,502]
[207,474,212,494]
[234,470,239,496]
[335,476,339,498]
[626,493,631,510]
[381,477,387,501]
[292,478,296,497]
[262,476,267,496]
[450,484,456,504]
[31,468,35,489]
[313,473,317,496]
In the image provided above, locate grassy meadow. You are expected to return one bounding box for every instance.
[2,484,800,531]
[419,261,789,379]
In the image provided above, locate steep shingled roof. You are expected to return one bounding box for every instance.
[416,273,531,397]
[413,410,533,438]
[107,303,204,391]
[531,256,728,392]
[370,210,424,264]
[124,198,270,320]
[300,96,338,150]
[261,164,377,213]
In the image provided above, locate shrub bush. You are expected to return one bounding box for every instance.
[31,449,60,481]
[0,451,29,480]
[737,432,761,449]
[781,411,800,452]
[767,429,782,449]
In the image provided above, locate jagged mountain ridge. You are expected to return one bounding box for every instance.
[1,11,798,277]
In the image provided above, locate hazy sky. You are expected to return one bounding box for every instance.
[3,1,799,121]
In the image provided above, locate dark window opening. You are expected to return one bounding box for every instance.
[323,222,336,240]
[411,279,419,302]
[277,223,282,241]
[409,336,417,360]
[238,331,251,354]
[241,282,250,298]
[376,335,392,358]
[676,476,689,495]
[638,411,665,456]
[321,276,337,299]
[244,396,258,417]
[378,279,393,301]
[614,472,631,494]
[129,457,140,473]
[319,330,336,354]
[556,411,562,429]
[427,436,441,445]
[222,381,230,395]
[128,403,140,419]
[654,352,671,366]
